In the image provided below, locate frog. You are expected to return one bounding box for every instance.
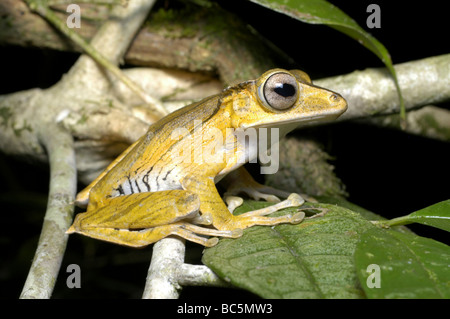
[67,68,347,247]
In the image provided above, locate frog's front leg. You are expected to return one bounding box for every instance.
[182,175,304,232]
[222,166,315,214]
[67,190,240,247]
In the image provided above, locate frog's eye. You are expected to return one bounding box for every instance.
[258,72,299,110]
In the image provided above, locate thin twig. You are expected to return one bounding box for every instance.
[20,125,77,299]
[177,264,230,288]
[142,238,185,299]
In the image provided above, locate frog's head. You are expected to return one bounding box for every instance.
[228,68,347,132]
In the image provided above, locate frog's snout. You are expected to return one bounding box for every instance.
[329,92,348,114]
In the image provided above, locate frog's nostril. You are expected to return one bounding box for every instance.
[329,93,339,102]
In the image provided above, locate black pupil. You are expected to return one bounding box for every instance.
[274,83,295,98]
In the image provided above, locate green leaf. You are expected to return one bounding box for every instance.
[375,200,450,232]
[355,228,450,298]
[202,201,374,298]
[407,199,450,232]
[318,196,385,221]
[247,0,405,123]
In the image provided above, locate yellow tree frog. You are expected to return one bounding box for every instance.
[67,69,347,247]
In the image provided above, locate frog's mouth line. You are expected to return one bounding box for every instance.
[245,111,345,130]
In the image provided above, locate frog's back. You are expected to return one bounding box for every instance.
[95,94,223,198]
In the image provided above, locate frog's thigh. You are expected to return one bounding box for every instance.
[71,190,202,231]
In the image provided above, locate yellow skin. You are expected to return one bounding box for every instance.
[67,69,347,247]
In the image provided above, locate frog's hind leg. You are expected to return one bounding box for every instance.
[67,189,241,247]
[67,222,236,247]
[69,190,202,233]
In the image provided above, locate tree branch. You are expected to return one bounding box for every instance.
[15,0,160,298]
[142,238,185,299]
[0,0,282,85]
[177,264,230,288]
[315,54,450,123]
[142,237,229,299]
[27,0,166,117]
[20,125,77,299]
[359,105,450,142]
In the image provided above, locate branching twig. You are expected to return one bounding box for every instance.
[142,238,186,299]
[20,125,77,299]
[177,264,230,288]
[25,0,166,117]
[17,0,162,299]
[142,237,229,299]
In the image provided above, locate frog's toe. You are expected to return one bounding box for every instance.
[190,212,213,225]
[243,189,281,202]
[205,237,219,247]
[225,196,244,213]
[260,193,281,203]
[230,228,243,238]
[290,211,305,224]
[287,193,305,207]
[66,225,76,234]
